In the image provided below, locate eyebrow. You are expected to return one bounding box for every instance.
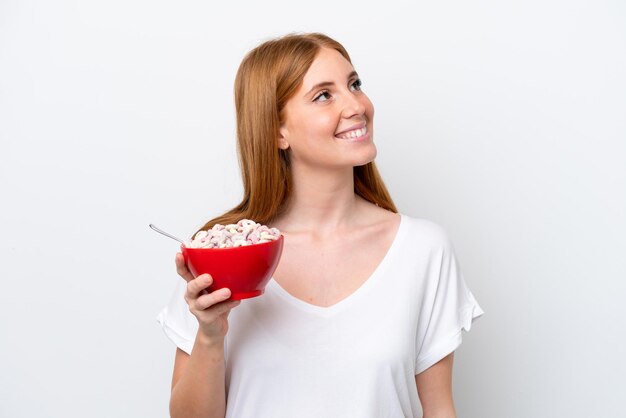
[304,70,359,97]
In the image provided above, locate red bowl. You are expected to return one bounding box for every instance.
[181,235,284,300]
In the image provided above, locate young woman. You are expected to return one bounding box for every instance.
[157,32,484,418]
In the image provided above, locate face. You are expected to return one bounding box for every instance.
[278,47,376,170]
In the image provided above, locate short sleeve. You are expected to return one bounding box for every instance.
[414,236,484,375]
[156,278,199,355]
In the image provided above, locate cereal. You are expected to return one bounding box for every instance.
[184,219,281,249]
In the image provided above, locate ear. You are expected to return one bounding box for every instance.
[278,125,290,150]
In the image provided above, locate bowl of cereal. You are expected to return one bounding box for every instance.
[181,219,284,300]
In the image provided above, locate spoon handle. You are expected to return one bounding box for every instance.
[149,224,185,244]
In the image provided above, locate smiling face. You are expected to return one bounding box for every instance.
[278,47,376,170]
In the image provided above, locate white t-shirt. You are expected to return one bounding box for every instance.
[157,213,484,418]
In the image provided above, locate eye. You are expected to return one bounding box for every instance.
[313,91,331,102]
[312,79,363,103]
[350,78,362,91]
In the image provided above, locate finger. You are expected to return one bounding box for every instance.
[175,253,196,282]
[210,299,241,317]
[198,299,241,321]
[195,288,232,310]
[186,274,214,299]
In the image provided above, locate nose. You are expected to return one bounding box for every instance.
[341,91,366,119]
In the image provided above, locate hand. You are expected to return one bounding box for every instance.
[175,253,241,343]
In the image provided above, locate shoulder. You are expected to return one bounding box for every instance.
[398,213,454,251]
[356,201,454,250]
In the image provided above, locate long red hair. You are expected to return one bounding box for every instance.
[197,32,397,234]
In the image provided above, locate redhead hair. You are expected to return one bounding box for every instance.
[197,32,397,234]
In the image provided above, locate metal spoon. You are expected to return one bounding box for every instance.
[149,224,185,244]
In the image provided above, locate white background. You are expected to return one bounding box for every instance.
[1,1,625,417]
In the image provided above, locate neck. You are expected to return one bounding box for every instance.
[276,163,362,234]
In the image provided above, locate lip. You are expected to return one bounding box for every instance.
[335,121,366,136]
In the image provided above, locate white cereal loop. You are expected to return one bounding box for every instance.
[194,230,208,240]
[184,219,281,249]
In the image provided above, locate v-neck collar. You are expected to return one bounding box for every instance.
[267,213,406,317]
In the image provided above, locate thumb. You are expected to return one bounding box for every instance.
[175,253,195,282]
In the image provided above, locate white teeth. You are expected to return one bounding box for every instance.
[337,126,367,139]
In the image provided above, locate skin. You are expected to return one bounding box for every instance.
[170,46,456,417]
[416,352,457,418]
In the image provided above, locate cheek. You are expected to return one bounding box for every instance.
[304,112,340,139]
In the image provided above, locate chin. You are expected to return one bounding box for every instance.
[366,143,378,160]
[353,146,377,166]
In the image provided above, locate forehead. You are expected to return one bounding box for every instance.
[301,47,354,87]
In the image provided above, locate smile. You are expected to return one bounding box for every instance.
[335,126,368,140]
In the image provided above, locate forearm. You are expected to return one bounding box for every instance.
[170,334,227,418]
[423,412,456,418]
[422,399,456,418]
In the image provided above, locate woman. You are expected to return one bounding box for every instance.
[157,32,484,418]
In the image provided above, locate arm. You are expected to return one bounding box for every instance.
[170,338,227,418]
[169,253,240,418]
[415,352,457,418]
